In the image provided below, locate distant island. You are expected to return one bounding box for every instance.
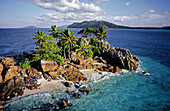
[67,20,170,30]
[22,26,39,29]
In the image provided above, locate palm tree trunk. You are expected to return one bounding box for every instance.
[68,44,71,61]
[90,34,92,41]
[56,38,58,43]
[64,47,66,59]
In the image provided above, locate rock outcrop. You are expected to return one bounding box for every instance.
[0,63,3,82]
[27,67,40,78]
[0,39,140,105]
[0,76,25,100]
[103,41,112,50]
[0,57,17,67]
[0,52,43,101]
[61,65,87,81]
[109,47,139,71]
[40,59,58,72]
[40,59,88,81]
[98,65,122,73]
[70,52,84,62]
[4,66,19,81]
[70,52,107,70]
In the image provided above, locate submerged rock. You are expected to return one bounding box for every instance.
[0,101,5,109]
[72,92,81,98]
[74,81,82,88]
[142,71,150,76]
[79,86,89,94]
[64,82,71,88]
[58,100,67,109]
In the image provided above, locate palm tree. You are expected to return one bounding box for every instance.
[34,30,49,46]
[87,27,94,40]
[92,28,98,36]
[96,26,109,42]
[75,39,89,56]
[59,29,76,60]
[78,27,95,40]
[49,25,60,42]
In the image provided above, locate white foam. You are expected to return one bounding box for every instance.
[134,64,150,76]
[119,69,129,73]
[88,72,119,83]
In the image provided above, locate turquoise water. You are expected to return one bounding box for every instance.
[69,56,170,111]
[0,29,170,110]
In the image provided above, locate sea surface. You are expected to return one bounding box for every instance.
[0,28,170,111]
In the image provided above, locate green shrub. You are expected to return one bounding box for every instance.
[34,39,63,64]
[86,48,94,57]
[19,30,63,69]
[18,58,31,69]
[89,37,108,57]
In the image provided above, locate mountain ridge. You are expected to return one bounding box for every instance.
[67,20,170,30]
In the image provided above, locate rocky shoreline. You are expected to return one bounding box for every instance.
[0,40,140,110]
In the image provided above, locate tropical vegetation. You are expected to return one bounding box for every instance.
[96,26,109,42]
[59,29,76,60]
[19,25,109,69]
[49,25,61,41]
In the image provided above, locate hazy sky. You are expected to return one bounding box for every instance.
[0,0,170,28]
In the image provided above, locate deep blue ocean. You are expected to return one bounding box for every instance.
[0,28,170,111]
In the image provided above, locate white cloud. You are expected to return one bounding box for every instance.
[125,2,130,6]
[148,9,155,13]
[35,9,170,27]
[111,16,138,22]
[164,11,170,15]
[29,0,169,27]
[28,0,106,27]
[88,0,110,3]
[109,10,170,27]
[27,0,104,13]
[35,12,105,26]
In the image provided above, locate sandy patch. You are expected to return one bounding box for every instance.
[80,69,100,78]
[22,78,67,97]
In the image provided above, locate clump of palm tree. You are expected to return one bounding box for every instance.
[89,37,108,57]
[75,39,89,57]
[49,25,61,42]
[34,30,49,45]
[96,26,109,42]
[78,27,96,40]
[59,29,76,60]
[19,25,110,70]
[78,26,109,57]
[19,30,63,69]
